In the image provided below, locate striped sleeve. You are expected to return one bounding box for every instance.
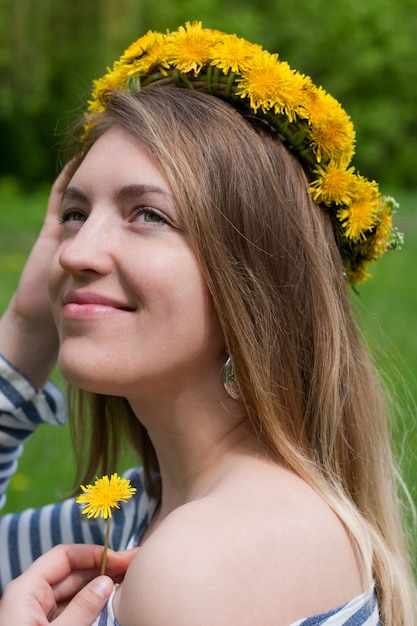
[0,354,66,508]
[289,589,379,625]
[90,582,379,626]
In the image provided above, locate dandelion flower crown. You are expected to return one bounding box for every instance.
[85,21,402,285]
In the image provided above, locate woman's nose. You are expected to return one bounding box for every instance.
[58,213,114,276]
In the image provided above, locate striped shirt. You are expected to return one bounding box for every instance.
[0,354,379,624]
[91,586,379,626]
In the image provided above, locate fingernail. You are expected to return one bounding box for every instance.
[90,576,114,598]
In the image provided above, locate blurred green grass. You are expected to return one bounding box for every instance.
[0,178,76,510]
[1,179,416,559]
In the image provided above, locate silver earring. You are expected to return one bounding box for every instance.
[222,356,241,401]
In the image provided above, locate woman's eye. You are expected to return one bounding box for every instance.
[59,209,87,224]
[134,207,167,224]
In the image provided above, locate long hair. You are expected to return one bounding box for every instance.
[68,86,416,624]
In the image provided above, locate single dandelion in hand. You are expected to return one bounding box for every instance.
[77,473,137,574]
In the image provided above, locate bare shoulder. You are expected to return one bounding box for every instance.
[114,462,363,626]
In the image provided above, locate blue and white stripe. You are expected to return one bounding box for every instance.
[91,587,379,625]
[290,588,379,625]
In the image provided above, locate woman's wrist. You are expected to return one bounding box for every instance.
[0,305,58,388]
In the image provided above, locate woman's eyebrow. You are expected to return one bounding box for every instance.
[61,186,89,205]
[115,184,172,203]
[61,184,172,206]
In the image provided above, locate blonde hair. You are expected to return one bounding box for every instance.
[68,87,417,624]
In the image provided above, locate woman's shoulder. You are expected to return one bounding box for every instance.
[114,460,365,625]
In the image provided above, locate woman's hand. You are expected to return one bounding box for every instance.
[0,162,76,386]
[0,543,137,625]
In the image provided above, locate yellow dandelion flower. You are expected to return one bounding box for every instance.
[165,21,217,75]
[271,71,313,121]
[302,88,355,165]
[87,65,130,112]
[337,177,380,241]
[310,164,357,206]
[368,200,403,257]
[371,220,392,257]
[88,76,113,112]
[121,31,167,76]
[212,34,261,74]
[77,473,136,519]
[121,31,165,63]
[300,86,332,121]
[111,63,132,86]
[341,194,401,283]
[87,98,105,115]
[308,111,355,165]
[238,51,300,115]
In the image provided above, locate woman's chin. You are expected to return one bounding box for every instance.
[57,356,117,395]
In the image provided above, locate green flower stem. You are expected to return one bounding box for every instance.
[224,72,236,99]
[206,65,213,93]
[101,517,111,576]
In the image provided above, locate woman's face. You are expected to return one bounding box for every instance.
[49,125,226,401]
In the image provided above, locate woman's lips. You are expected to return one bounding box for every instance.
[62,291,136,318]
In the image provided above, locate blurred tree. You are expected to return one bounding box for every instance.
[0,0,415,187]
[0,0,145,185]
[259,0,417,188]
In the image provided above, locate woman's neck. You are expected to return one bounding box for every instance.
[128,387,259,518]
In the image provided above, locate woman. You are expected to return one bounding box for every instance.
[0,22,416,625]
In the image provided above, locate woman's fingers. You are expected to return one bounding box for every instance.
[0,544,138,625]
[30,544,136,586]
[51,546,138,602]
[52,576,114,625]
